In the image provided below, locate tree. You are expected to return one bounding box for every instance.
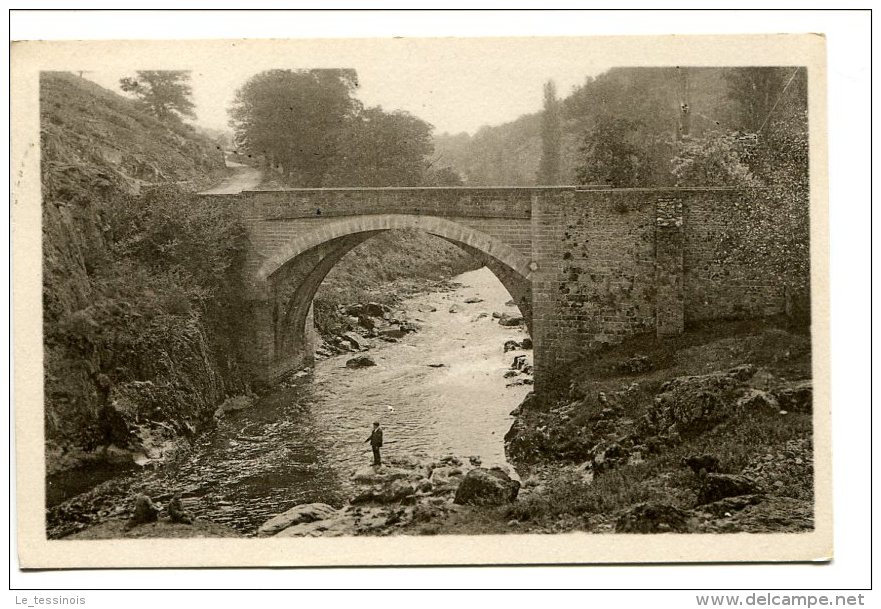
[537,80,562,184]
[228,69,360,186]
[119,71,196,121]
[575,116,648,187]
[723,67,802,133]
[426,166,465,186]
[323,107,434,186]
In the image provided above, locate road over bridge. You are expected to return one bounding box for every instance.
[202,186,784,390]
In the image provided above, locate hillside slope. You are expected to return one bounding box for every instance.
[41,73,238,474]
[432,67,734,186]
[42,72,225,191]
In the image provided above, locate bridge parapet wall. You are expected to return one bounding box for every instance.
[229,187,555,221]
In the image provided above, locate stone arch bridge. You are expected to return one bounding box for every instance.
[202,187,783,391]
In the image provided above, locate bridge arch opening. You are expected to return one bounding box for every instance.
[256,214,533,373]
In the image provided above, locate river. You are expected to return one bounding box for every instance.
[48,267,533,537]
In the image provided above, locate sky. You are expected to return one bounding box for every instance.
[81,38,615,136]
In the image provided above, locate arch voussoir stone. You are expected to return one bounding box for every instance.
[258,214,533,284]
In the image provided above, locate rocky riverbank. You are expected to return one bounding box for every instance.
[500,317,815,534]
[256,456,522,537]
[55,314,812,539]
[48,267,534,539]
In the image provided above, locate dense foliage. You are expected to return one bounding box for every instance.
[672,68,810,296]
[229,69,361,186]
[575,116,649,187]
[229,69,441,187]
[44,185,248,450]
[323,106,434,186]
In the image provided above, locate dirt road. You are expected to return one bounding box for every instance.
[200,159,263,194]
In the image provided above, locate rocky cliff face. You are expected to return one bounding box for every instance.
[41,72,236,472]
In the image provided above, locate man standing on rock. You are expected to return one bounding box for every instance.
[365,421,383,466]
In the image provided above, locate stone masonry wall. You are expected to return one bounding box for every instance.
[531,190,658,385]
[205,186,786,389]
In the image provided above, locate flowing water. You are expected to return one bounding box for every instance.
[49,267,533,536]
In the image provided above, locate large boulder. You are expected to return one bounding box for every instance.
[274,505,412,537]
[343,304,364,317]
[615,503,692,533]
[453,467,520,506]
[693,494,765,518]
[257,502,338,537]
[124,494,160,531]
[697,473,763,505]
[214,395,255,419]
[647,371,743,436]
[504,418,549,464]
[706,496,813,533]
[379,328,406,340]
[428,465,467,494]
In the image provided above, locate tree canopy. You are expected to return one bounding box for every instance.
[575,116,648,187]
[229,69,438,187]
[323,106,434,187]
[229,69,361,187]
[119,71,196,122]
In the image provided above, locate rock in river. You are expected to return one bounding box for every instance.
[498,313,525,327]
[346,355,376,369]
[341,331,370,351]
